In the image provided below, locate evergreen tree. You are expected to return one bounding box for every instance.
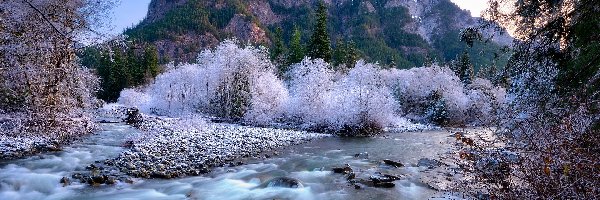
[288,25,305,64]
[454,51,474,85]
[427,90,448,126]
[81,42,161,102]
[333,39,359,70]
[271,27,286,61]
[307,1,332,62]
[344,40,358,68]
[143,45,160,79]
[332,38,347,68]
[270,27,288,75]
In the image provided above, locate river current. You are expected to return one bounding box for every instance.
[0,122,456,200]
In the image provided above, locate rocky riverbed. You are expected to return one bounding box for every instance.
[1,106,468,199]
[71,111,331,185]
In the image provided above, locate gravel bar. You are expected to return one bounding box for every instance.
[85,114,330,182]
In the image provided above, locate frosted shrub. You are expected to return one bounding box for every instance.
[244,72,289,124]
[465,78,506,125]
[198,40,287,122]
[325,61,398,135]
[286,58,334,125]
[118,89,151,112]
[390,65,470,124]
[117,42,507,132]
[285,59,397,135]
[123,40,288,123]
[146,63,207,116]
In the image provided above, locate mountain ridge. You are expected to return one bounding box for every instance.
[126,0,509,68]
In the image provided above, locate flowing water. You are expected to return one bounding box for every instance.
[0,122,457,200]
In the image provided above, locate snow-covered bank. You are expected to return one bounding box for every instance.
[90,113,331,180]
[0,114,95,160]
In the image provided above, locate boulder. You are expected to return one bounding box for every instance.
[60,177,70,187]
[258,177,304,188]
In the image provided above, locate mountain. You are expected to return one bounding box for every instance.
[125,0,510,68]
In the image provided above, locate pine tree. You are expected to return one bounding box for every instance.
[288,25,304,65]
[456,51,474,85]
[307,1,332,62]
[271,27,286,61]
[143,45,160,79]
[332,38,347,68]
[344,40,358,68]
[270,27,288,75]
[333,39,359,70]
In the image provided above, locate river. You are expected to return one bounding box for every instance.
[0,122,457,200]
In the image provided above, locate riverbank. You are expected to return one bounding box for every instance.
[0,113,95,161]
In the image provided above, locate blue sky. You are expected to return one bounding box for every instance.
[109,0,486,34]
[110,0,151,34]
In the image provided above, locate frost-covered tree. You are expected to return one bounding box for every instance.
[326,61,398,135]
[120,40,288,124]
[0,0,113,136]
[454,0,600,198]
[286,58,334,125]
[388,65,471,124]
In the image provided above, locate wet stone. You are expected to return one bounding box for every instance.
[332,164,353,174]
[382,159,404,168]
[354,152,369,159]
[60,177,70,187]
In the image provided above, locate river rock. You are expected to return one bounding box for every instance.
[125,108,143,125]
[382,159,404,168]
[370,173,401,184]
[345,172,356,180]
[332,164,353,174]
[354,152,369,159]
[373,182,395,188]
[60,177,70,187]
[259,177,304,188]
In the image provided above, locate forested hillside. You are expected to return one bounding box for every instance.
[123,0,509,69]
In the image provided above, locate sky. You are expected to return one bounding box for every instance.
[109,0,487,34]
[109,0,151,34]
[450,0,488,17]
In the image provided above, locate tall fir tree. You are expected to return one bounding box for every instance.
[332,38,347,68]
[143,45,160,80]
[288,25,305,65]
[455,51,474,85]
[333,39,359,70]
[344,40,358,68]
[270,27,288,75]
[307,1,331,62]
